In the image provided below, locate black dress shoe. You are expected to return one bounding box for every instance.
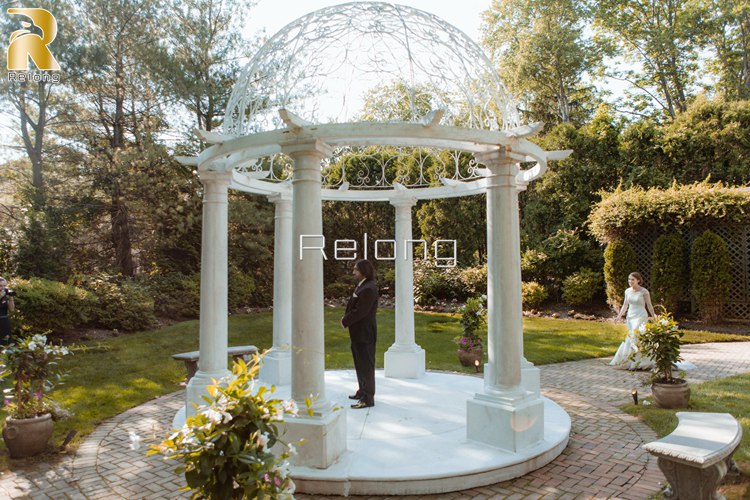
[348,394,362,400]
[350,401,374,409]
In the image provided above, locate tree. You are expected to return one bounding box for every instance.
[593,0,701,119]
[698,0,750,100]
[155,0,258,138]
[481,0,605,125]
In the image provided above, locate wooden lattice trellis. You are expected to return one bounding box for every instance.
[628,225,750,320]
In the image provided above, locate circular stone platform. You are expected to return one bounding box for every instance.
[261,370,570,496]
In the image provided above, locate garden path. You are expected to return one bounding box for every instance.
[1,341,749,499]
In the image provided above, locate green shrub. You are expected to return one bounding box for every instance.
[520,249,548,283]
[651,233,685,312]
[228,266,256,311]
[460,265,487,296]
[380,267,396,293]
[603,240,637,311]
[521,281,548,309]
[79,274,156,331]
[10,278,95,334]
[562,268,602,306]
[325,281,352,299]
[690,230,731,321]
[142,272,201,319]
[413,261,465,305]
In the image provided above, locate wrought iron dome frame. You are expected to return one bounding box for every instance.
[178,2,571,201]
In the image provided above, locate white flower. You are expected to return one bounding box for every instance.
[638,325,647,334]
[660,318,669,326]
[287,443,297,456]
[128,431,142,450]
[283,400,298,416]
[27,341,37,350]
[256,432,270,451]
[643,400,652,406]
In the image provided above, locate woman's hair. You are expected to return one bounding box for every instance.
[629,272,644,285]
[355,259,375,280]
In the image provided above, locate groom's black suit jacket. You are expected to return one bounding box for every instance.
[342,278,379,343]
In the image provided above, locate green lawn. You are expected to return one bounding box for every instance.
[3,308,746,468]
[623,373,750,499]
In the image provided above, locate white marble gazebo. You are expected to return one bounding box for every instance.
[175,2,572,494]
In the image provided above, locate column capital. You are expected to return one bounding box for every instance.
[474,148,518,173]
[198,169,234,185]
[267,191,293,204]
[389,195,418,208]
[281,140,333,160]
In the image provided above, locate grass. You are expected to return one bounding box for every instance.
[623,373,750,499]
[2,308,746,471]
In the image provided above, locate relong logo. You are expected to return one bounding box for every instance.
[7,8,60,71]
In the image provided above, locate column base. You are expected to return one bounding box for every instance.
[281,408,347,469]
[521,360,541,397]
[467,391,544,453]
[184,369,231,420]
[384,344,426,379]
[259,348,292,386]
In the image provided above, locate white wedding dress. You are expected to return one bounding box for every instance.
[610,288,655,370]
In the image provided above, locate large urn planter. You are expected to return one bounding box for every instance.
[651,379,690,409]
[457,347,483,367]
[2,413,54,458]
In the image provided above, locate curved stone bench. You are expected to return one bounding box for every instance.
[643,412,742,500]
[172,345,258,381]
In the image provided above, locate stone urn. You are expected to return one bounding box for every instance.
[651,379,690,409]
[457,347,483,367]
[2,413,54,458]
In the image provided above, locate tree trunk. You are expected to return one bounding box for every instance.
[110,186,135,277]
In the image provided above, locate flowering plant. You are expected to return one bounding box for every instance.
[454,295,486,351]
[151,354,302,499]
[0,334,71,419]
[633,311,684,383]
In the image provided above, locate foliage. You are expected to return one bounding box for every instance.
[142,272,201,319]
[454,296,486,352]
[521,281,548,309]
[651,234,685,313]
[227,266,256,312]
[417,195,487,267]
[78,275,156,332]
[593,0,699,118]
[459,265,487,296]
[603,240,637,311]
[481,0,604,125]
[151,356,298,499]
[0,334,71,419]
[10,278,95,334]
[413,261,465,305]
[324,281,352,299]
[561,268,602,306]
[589,183,750,244]
[633,311,683,382]
[690,230,732,321]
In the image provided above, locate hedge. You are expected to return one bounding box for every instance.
[589,182,750,243]
[690,230,732,321]
[603,240,637,311]
[650,234,684,313]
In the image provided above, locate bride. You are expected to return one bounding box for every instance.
[610,272,656,370]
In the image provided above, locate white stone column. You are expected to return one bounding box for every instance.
[515,180,541,397]
[384,196,425,378]
[183,170,234,421]
[466,149,543,452]
[280,140,346,469]
[259,193,293,386]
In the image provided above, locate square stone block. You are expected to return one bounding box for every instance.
[281,409,347,469]
[259,349,292,386]
[384,347,426,379]
[467,394,544,452]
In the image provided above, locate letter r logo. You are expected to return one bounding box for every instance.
[7,8,60,71]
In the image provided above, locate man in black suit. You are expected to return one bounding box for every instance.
[341,259,378,409]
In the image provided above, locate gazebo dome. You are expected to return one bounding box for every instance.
[223,2,520,136]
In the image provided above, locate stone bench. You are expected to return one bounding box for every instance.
[643,412,742,500]
[172,345,259,382]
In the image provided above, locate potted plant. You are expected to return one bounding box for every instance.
[151,355,301,498]
[633,311,690,409]
[454,295,486,367]
[1,334,71,458]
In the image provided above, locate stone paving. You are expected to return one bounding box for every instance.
[1,341,750,499]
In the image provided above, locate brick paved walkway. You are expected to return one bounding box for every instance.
[1,341,749,499]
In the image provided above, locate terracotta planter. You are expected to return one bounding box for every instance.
[652,379,690,409]
[2,413,54,458]
[457,347,483,367]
